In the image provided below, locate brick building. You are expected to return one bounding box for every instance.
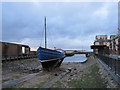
[91,34,120,55]
[91,35,110,55]
[110,35,120,55]
[94,35,110,47]
[96,35,107,40]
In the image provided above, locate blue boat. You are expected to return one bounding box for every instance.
[37,17,65,69]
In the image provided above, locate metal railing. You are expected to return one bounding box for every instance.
[95,54,120,81]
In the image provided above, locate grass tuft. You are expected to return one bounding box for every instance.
[68,64,106,88]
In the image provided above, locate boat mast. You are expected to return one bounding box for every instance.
[45,17,47,48]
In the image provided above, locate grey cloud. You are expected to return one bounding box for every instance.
[2,2,118,50]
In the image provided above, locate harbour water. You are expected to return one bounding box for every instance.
[63,54,87,62]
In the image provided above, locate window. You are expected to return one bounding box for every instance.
[22,47,25,54]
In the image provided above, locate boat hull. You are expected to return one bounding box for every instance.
[37,47,65,69]
[41,58,64,70]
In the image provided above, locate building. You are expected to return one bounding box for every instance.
[91,45,109,55]
[110,35,120,55]
[109,35,117,54]
[91,34,120,55]
[96,35,107,40]
[95,35,110,46]
[91,35,110,55]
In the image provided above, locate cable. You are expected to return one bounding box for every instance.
[40,23,44,47]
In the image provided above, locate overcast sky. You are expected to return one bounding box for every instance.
[2,2,118,51]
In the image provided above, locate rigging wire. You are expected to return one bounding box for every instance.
[40,23,44,47]
[40,17,55,49]
[47,27,55,49]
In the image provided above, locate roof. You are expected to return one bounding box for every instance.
[0,42,30,47]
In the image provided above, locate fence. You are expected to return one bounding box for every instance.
[95,54,120,84]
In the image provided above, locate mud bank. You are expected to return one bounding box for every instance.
[2,55,119,88]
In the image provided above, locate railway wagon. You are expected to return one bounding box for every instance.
[1,42,30,60]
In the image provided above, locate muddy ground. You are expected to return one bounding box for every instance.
[2,55,119,88]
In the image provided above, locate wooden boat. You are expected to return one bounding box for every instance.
[37,17,65,70]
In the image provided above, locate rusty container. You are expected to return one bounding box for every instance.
[1,42,30,58]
